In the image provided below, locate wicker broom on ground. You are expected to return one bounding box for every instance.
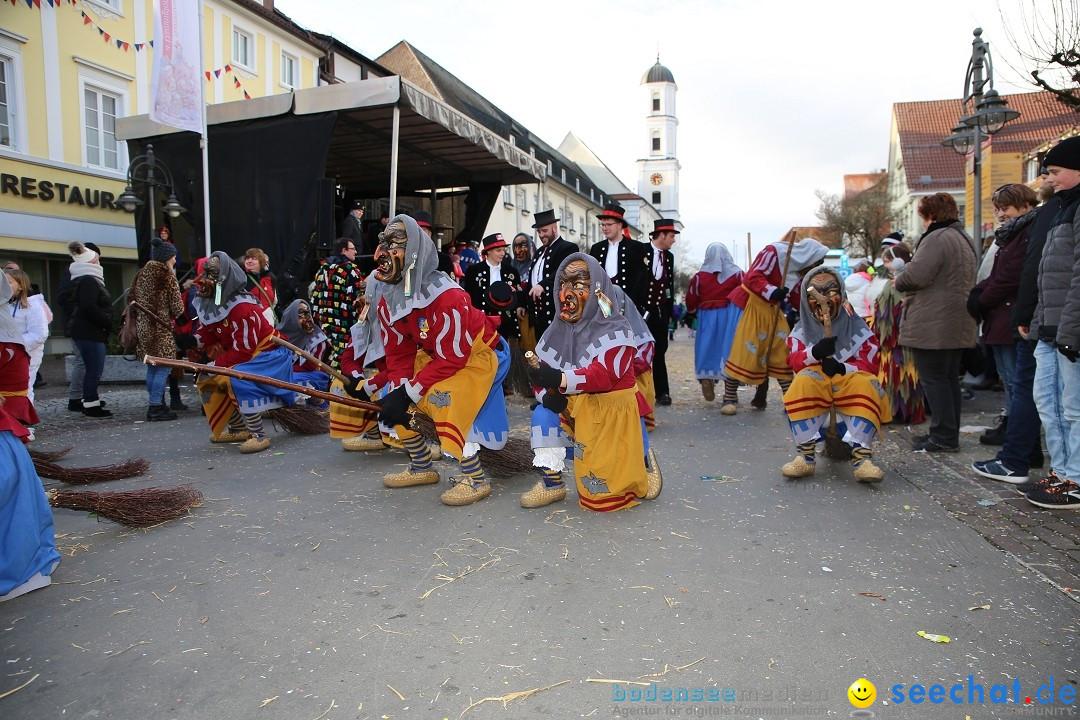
[806,286,853,461]
[46,484,203,527]
[31,456,150,484]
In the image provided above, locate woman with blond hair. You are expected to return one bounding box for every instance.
[4,268,49,411]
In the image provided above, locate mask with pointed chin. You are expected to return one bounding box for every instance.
[195,256,221,298]
[807,272,842,323]
[297,302,315,333]
[557,260,591,324]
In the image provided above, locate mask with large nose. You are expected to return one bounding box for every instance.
[557,259,592,324]
[372,220,409,285]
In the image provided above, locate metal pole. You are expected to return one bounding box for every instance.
[968,28,986,261]
[388,104,400,217]
[146,144,157,243]
[746,231,751,267]
[199,0,212,258]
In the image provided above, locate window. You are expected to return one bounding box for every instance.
[280,52,297,88]
[503,186,512,205]
[575,177,580,193]
[652,95,660,112]
[83,85,121,170]
[652,132,661,152]
[565,209,574,229]
[579,216,586,236]
[560,168,566,184]
[652,191,661,205]
[232,27,254,69]
[0,54,15,149]
[508,134,516,147]
[546,159,553,176]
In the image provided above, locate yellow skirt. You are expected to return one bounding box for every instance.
[395,337,498,461]
[635,371,656,432]
[328,377,377,439]
[723,290,792,384]
[563,387,647,512]
[782,368,892,431]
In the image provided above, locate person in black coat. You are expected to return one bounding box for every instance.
[64,242,113,417]
[644,218,679,405]
[526,209,578,340]
[588,202,650,313]
[341,201,370,274]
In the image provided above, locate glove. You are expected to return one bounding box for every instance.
[769,286,789,303]
[343,376,370,402]
[820,357,846,376]
[965,291,983,320]
[377,385,412,428]
[527,362,563,389]
[785,309,799,330]
[541,391,568,414]
[1058,344,1080,363]
[811,336,837,360]
[175,333,198,350]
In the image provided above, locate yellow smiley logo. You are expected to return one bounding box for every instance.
[848,678,876,709]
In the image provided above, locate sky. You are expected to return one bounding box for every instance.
[274,0,1046,268]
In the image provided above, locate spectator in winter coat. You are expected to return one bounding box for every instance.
[64,242,113,418]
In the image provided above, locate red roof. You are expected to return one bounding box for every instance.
[894,91,1078,192]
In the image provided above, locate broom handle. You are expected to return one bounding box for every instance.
[269,335,350,384]
[807,287,839,429]
[760,228,798,370]
[143,355,382,413]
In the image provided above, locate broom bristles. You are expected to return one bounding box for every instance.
[823,426,853,460]
[28,446,74,462]
[478,437,535,477]
[47,484,203,528]
[33,457,150,484]
[267,406,330,434]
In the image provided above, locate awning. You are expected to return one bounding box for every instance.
[116,76,547,197]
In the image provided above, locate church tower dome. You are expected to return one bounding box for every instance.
[636,56,680,225]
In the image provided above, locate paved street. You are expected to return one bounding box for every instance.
[2,340,1076,719]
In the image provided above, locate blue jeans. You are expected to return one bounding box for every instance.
[1033,340,1080,481]
[997,340,1040,471]
[72,339,105,402]
[989,343,1016,413]
[146,364,170,406]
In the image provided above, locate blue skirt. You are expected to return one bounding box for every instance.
[466,338,511,449]
[231,346,298,415]
[293,368,330,393]
[695,305,740,380]
[1,432,61,601]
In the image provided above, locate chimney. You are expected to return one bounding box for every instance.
[264,0,274,10]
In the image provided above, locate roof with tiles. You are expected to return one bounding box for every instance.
[894,91,1078,192]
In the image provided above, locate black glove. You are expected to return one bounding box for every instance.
[1058,344,1080,363]
[965,290,983,320]
[343,376,370,402]
[377,385,412,428]
[785,309,799,330]
[820,357,846,376]
[175,333,198,350]
[528,362,563,389]
[541,391,568,414]
[811,336,837,360]
[769,286,789,303]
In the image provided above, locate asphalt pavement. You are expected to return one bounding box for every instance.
[2,341,1076,719]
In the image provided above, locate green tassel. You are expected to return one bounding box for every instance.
[594,283,612,318]
[214,281,222,305]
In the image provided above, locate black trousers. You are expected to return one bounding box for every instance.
[645,306,671,397]
[911,347,964,446]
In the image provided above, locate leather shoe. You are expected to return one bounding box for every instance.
[656,394,672,406]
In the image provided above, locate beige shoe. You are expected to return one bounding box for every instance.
[520,480,567,508]
[853,459,885,483]
[701,379,715,402]
[645,449,663,500]
[238,436,271,454]
[720,403,737,416]
[341,435,385,452]
[440,479,492,506]
[382,468,440,488]
[211,430,252,443]
[781,455,816,478]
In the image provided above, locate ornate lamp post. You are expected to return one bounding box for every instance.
[941,28,1020,251]
[116,144,187,242]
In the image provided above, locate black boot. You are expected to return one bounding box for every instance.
[147,404,177,422]
[82,400,112,418]
[979,415,1008,446]
[168,376,188,410]
[751,381,769,410]
[68,399,83,412]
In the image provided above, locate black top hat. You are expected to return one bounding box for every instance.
[649,218,680,237]
[531,208,560,229]
[597,202,629,227]
[480,233,508,254]
[488,281,517,312]
[413,210,434,228]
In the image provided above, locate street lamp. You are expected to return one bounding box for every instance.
[940,28,1019,250]
[116,143,187,243]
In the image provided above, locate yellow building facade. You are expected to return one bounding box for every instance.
[0,0,322,349]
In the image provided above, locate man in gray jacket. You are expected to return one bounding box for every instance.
[1027,136,1080,510]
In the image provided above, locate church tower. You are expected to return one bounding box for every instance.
[636,57,680,225]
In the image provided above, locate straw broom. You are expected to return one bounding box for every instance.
[46,484,202,528]
[31,456,150,484]
[806,287,853,461]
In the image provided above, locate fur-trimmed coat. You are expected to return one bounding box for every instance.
[130,260,184,361]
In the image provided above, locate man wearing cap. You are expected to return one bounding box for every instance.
[413,211,456,278]
[589,202,650,313]
[646,219,678,406]
[527,209,578,339]
[341,200,366,259]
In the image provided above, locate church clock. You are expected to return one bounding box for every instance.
[650,172,664,186]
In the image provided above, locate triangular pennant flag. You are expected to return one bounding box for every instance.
[224,64,231,73]
[214,69,221,78]
[116,39,123,49]
[103,32,110,43]
[121,41,129,51]
[205,71,211,81]
[135,43,143,51]
[234,77,241,89]
[243,91,251,100]
[148,40,154,47]
[83,12,91,24]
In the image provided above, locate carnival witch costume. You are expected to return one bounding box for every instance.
[277,298,331,402]
[193,252,297,454]
[345,215,510,507]
[781,266,891,482]
[524,253,659,511]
